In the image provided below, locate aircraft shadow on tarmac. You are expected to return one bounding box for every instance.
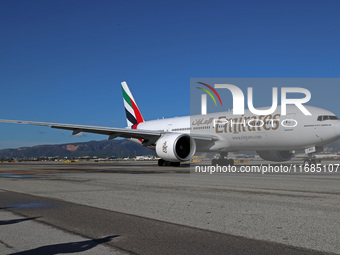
[0,217,40,226]
[9,235,120,255]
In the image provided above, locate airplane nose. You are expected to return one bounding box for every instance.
[335,121,340,139]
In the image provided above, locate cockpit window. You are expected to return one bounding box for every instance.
[317,115,339,121]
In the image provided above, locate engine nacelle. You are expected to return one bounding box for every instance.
[257,150,294,162]
[156,133,196,162]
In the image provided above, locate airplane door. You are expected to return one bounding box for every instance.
[167,124,172,132]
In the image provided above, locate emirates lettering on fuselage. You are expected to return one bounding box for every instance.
[192,114,282,133]
[191,117,214,126]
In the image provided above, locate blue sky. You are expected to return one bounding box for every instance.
[0,0,340,149]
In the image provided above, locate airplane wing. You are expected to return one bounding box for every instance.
[0,119,219,144]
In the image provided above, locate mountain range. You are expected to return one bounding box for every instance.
[1,138,340,160]
[0,139,156,159]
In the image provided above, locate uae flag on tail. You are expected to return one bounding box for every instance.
[121,81,144,127]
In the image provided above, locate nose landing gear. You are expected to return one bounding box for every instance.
[303,146,322,167]
[303,153,322,167]
[303,156,317,167]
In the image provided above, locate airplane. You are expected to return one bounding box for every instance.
[0,81,340,167]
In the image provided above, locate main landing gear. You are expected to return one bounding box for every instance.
[158,159,180,167]
[211,153,234,166]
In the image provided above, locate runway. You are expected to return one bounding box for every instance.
[0,161,339,254]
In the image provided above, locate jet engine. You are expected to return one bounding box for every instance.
[256,150,294,162]
[156,133,196,162]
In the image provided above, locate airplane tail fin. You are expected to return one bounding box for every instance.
[121,81,144,127]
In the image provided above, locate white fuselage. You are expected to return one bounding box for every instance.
[134,105,340,152]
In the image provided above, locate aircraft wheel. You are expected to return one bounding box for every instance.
[212,159,218,165]
[171,162,180,167]
[220,159,234,166]
[158,159,165,166]
[228,159,234,166]
[310,159,316,166]
[303,159,310,166]
[158,160,181,167]
[218,159,226,166]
